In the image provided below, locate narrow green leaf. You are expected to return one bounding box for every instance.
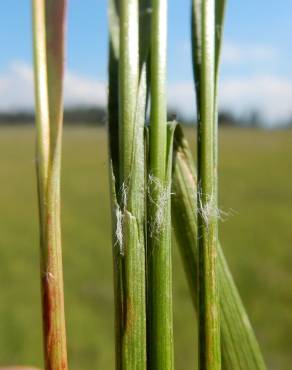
[215,0,226,77]
[191,0,202,103]
[108,0,120,186]
[213,0,226,184]
[171,126,267,370]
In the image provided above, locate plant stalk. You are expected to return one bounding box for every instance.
[147,0,174,369]
[195,0,221,369]
[32,1,68,370]
[108,0,149,368]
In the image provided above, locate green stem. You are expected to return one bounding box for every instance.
[108,3,122,367]
[108,0,148,368]
[32,1,68,370]
[196,0,221,369]
[171,126,267,370]
[119,0,139,185]
[147,1,174,369]
[215,0,226,79]
[213,0,226,199]
[149,0,167,179]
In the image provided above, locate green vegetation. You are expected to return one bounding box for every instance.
[192,0,221,368]
[2,1,288,369]
[108,0,147,368]
[147,1,174,369]
[172,126,266,369]
[0,127,291,370]
[108,1,175,368]
[187,1,265,369]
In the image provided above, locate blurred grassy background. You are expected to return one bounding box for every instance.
[0,126,291,370]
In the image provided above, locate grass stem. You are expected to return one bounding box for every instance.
[194,0,221,368]
[147,1,174,369]
[32,1,68,369]
[108,0,148,368]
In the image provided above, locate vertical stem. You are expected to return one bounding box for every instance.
[108,4,121,369]
[148,0,174,369]
[215,0,226,79]
[32,1,68,370]
[109,0,147,368]
[32,0,50,195]
[149,0,167,179]
[213,0,226,206]
[197,0,221,369]
[119,0,139,185]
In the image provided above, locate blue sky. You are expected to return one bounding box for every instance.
[0,0,291,125]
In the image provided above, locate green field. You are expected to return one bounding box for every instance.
[0,126,291,369]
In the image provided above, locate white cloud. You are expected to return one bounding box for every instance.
[0,61,107,111]
[166,40,290,124]
[167,81,196,118]
[1,60,292,126]
[219,74,292,122]
[222,42,277,64]
[168,74,292,124]
[64,71,107,107]
[0,62,34,110]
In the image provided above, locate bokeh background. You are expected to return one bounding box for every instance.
[0,1,292,369]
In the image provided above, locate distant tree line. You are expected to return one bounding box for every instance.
[218,110,264,128]
[0,106,106,126]
[173,109,292,129]
[0,106,291,128]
